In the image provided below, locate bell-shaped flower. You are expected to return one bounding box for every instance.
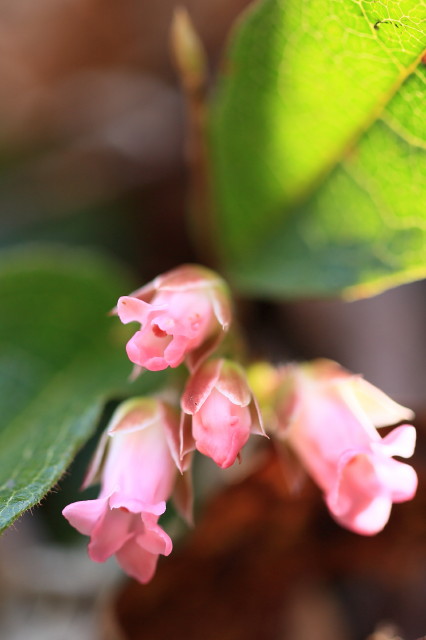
[115,265,231,372]
[63,398,183,584]
[275,359,417,535]
[181,359,266,469]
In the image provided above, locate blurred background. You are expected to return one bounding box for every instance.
[1,1,426,639]
[0,0,252,273]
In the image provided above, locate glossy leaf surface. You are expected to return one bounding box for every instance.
[211,0,426,298]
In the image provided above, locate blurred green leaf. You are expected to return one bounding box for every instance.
[0,246,159,532]
[210,0,426,298]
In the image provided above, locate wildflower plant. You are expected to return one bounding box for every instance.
[62,265,417,582]
[0,0,425,599]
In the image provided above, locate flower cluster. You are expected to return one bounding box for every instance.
[64,265,264,581]
[63,265,418,583]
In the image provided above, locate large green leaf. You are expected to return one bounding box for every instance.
[211,0,426,298]
[0,247,159,532]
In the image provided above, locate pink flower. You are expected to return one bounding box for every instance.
[63,398,182,583]
[115,265,231,372]
[276,360,417,535]
[181,359,266,469]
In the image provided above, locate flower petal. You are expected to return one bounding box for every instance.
[192,387,252,469]
[116,297,153,324]
[100,405,177,507]
[328,450,417,535]
[179,411,196,466]
[376,424,417,459]
[62,497,108,536]
[161,404,185,471]
[107,398,162,436]
[157,264,223,292]
[164,334,192,368]
[88,503,134,562]
[373,455,418,503]
[216,360,252,407]
[137,514,173,556]
[336,493,393,536]
[347,377,414,427]
[181,359,222,415]
[248,394,267,437]
[326,453,392,535]
[210,283,232,330]
[108,494,166,516]
[81,429,109,490]
[125,329,171,371]
[115,538,160,584]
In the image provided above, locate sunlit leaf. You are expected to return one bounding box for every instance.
[211,0,426,298]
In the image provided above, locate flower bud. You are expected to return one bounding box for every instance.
[63,398,182,584]
[181,359,265,469]
[115,265,231,372]
[274,359,417,535]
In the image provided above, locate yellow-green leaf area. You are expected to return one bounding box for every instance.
[210,0,426,297]
[227,64,426,298]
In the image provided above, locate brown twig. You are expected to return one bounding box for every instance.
[170,7,219,269]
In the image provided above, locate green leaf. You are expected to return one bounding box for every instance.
[210,0,426,298]
[0,246,160,532]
